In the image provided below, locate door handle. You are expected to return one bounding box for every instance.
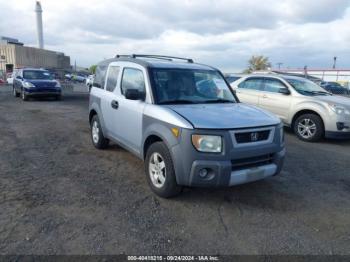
[111,100,119,109]
[262,94,268,98]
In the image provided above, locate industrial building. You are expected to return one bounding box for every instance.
[0,36,71,77]
[0,2,71,79]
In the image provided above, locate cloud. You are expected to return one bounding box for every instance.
[1,0,350,70]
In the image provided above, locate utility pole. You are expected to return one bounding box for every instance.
[333,56,337,69]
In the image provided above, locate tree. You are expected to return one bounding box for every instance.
[244,55,271,73]
[89,65,97,74]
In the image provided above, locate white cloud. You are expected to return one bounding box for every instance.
[1,0,350,71]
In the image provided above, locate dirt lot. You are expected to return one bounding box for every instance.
[0,84,350,255]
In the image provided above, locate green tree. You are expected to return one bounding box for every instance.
[244,55,271,73]
[89,65,97,74]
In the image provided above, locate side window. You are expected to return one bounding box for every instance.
[105,66,120,92]
[121,68,145,95]
[238,78,264,91]
[264,79,286,93]
[93,65,107,89]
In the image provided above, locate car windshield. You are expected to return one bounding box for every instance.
[151,68,237,104]
[23,70,53,80]
[286,78,331,95]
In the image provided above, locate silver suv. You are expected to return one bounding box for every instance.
[89,55,285,197]
[231,75,350,142]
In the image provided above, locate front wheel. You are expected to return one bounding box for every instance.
[145,142,182,198]
[294,114,324,142]
[21,90,28,101]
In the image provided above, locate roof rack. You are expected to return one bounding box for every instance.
[115,54,194,63]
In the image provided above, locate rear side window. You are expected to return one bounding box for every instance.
[105,66,120,92]
[238,78,264,91]
[263,78,286,93]
[121,68,145,95]
[93,65,108,89]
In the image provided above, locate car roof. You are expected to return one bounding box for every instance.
[243,74,311,81]
[97,56,217,71]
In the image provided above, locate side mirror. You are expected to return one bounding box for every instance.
[125,89,145,100]
[16,76,23,80]
[278,88,291,95]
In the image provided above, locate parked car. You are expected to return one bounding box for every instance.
[231,75,350,142]
[225,74,243,84]
[13,68,62,101]
[6,72,14,85]
[85,74,94,92]
[89,54,285,197]
[320,81,349,96]
[71,74,86,83]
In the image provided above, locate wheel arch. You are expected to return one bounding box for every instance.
[291,109,325,130]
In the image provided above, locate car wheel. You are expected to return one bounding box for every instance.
[90,115,109,149]
[13,87,19,97]
[56,95,62,101]
[21,89,28,101]
[294,114,324,142]
[145,142,182,198]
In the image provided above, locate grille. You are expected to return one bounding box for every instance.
[231,154,274,171]
[235,130,270,144]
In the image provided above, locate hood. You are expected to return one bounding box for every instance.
[165,103,280,129]
[315,95,350,108]
[25,79,58,88]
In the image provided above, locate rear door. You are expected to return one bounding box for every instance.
[235,77,264,105]
[259,77,292,122]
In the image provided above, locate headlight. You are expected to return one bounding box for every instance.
[192,135,222,153]
[328,103,350,115]
[55,81,61,88]
[23,81,35,88]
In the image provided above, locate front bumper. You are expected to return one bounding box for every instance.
[187,148,285,187]
[24,88,61,97]
[171,125,285,187]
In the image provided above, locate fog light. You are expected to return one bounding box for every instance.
[199,168,208,178]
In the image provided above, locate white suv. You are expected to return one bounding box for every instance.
[231,75,350,142]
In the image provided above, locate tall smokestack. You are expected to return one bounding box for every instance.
[35,1,44,49]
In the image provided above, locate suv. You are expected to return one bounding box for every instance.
[13,68,62,101]
[89,55,285,197]
[231,75,350,142]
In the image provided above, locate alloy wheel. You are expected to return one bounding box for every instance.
[149,152,166,188]
[297,118,317,139]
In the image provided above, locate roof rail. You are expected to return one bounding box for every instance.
[115,54,194,63]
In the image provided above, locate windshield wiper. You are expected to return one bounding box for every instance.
[158,99,197,105]
[201,99,235,103]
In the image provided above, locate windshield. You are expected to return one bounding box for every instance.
[151,69,237,104]
[286,78,330,95]
[23,70,53,80]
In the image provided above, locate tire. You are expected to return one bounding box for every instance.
[145,142,182,198]
[90,115,109,149]
[21,89,28,101]
[56,95,62,101]
[293,114,324,142]
[13,87,19,97]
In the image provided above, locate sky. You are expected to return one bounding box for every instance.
[1,0,350,72]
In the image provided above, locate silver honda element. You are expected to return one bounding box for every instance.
[89,55,285,197]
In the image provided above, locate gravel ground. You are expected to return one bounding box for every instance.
[0,84,350,255]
